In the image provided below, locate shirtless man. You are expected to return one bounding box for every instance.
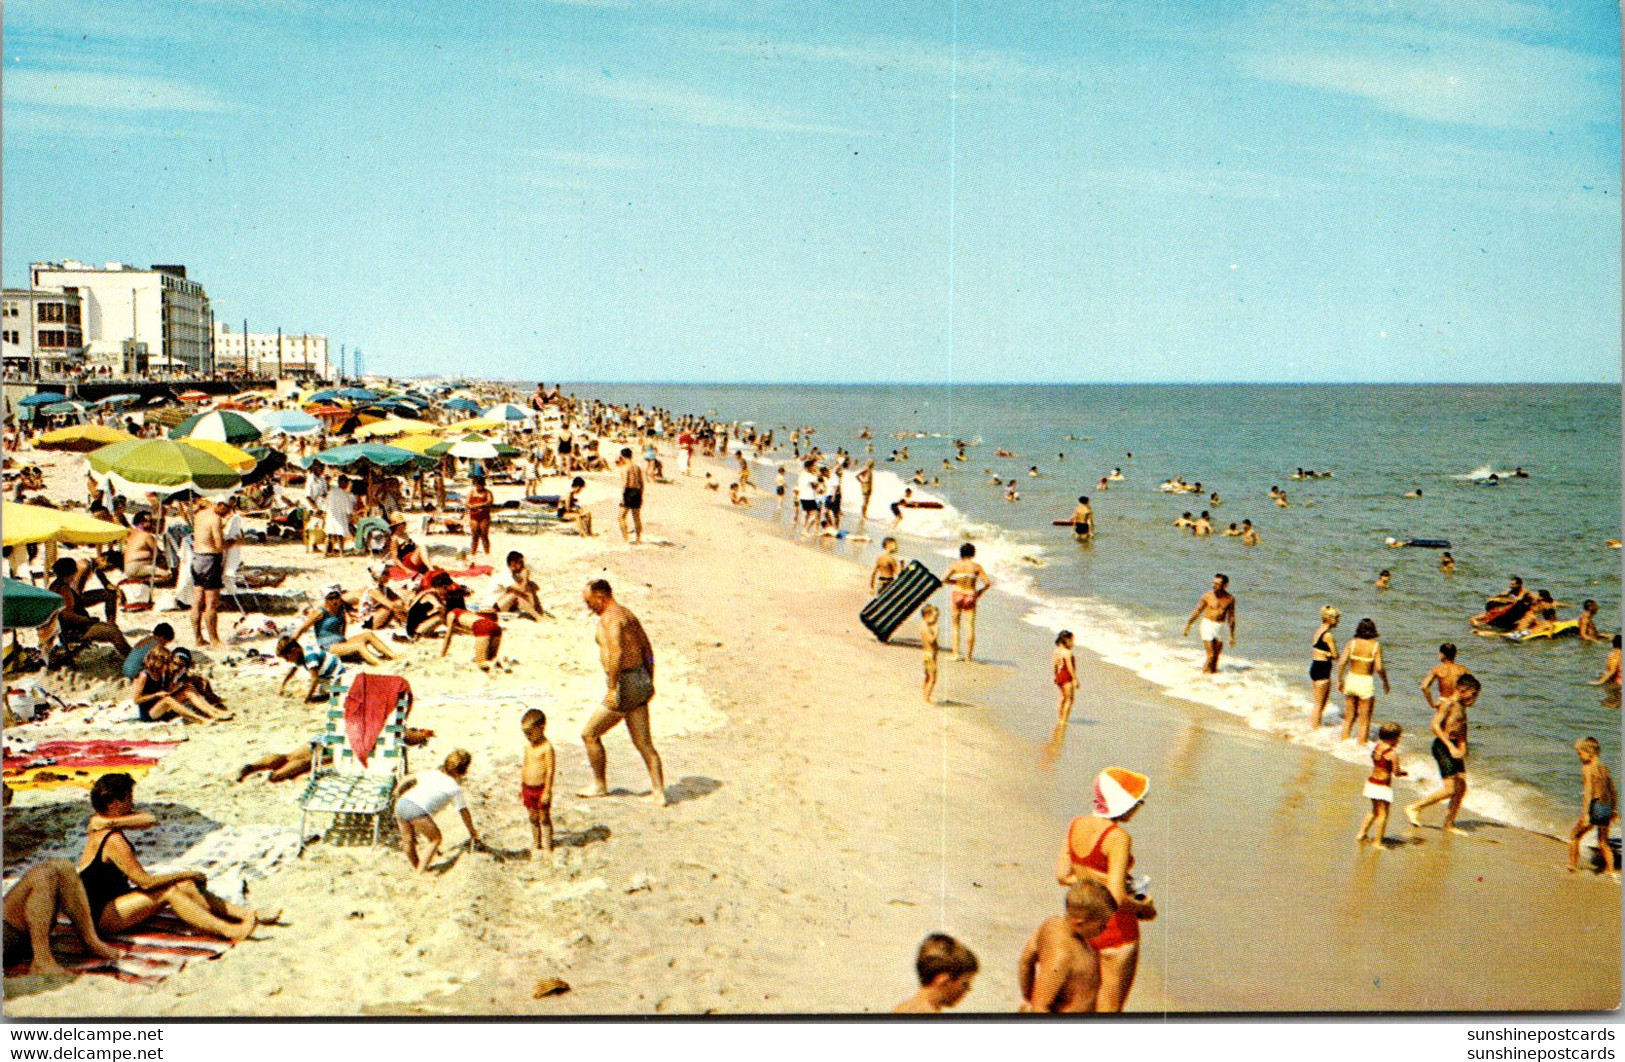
[617,448,645,544]
[493,550,547,621]
[944,542,993,662]
[857,459,875,519]
[1070,496,1094,541]
[190,498,225,647]
[1018,880,1118,1013]
[870,537,902,596]
[1406,673,1481,834]
[1182,574,1236,674]
[578,579,665,805]
[123,512,161,580]
[1421,643,1467,710]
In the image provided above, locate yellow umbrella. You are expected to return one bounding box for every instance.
[445,417,504,433]
[36,424,136,452]
[392,434,447,456]
[352,417,437,440]
[180,438,257,473]
[2,502,127,548]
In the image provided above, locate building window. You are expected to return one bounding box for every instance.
[37,303,64,323]
[38,330,66,348]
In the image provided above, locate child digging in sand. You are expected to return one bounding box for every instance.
[1054,630,1078,725]
[920,604,940,704]
[892,933,979,1013]
[1356,722,1406,848]
[275,636,347,703]
[1568,737,1618,877]
[394,750,480,874]
[521,710,555,853]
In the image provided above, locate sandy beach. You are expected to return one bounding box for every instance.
[3,437,1618,1016]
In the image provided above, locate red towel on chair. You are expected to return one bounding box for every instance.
[343,674,412,768]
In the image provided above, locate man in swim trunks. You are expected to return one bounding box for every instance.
[1070,496,1094,540]
[617,448,644,544]
[190,497,225,648]
[1018,880,1118,1013]
[578,579,666,805]
[1420,642,1467,710]
[1182,573,1236,674]
[1406,673,1481,835]
[857,459,875,519]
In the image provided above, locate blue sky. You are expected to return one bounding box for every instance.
[3,0,1619,383]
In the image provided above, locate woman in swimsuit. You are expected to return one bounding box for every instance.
[943,543,992,662]
[1308,606,1340,728]
[1055,768,1154,1013]
[128,647,227,724]
[1053,630,1079,725]
[358,566,409,631]
[1337,617,1390,745]
[386,513,428,575]
[442,607,502,671]
[77,773,275,943]
[290,590,397,665]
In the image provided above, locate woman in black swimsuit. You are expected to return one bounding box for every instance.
[1308,605,1341,728]
[77,774,275,942]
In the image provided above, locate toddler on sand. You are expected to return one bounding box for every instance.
[920,604,940,704]
[1568,737,1618,877]
[1054,630,1078,725]
[1356,722,1406,848]
[521,709,556,853]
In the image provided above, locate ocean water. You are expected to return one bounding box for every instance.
[571,383,1621,837]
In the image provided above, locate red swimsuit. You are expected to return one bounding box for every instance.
[1067,817,1139,950]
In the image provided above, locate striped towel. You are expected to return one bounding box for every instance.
[4,912,239,986]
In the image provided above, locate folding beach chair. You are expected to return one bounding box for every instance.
[296,675,411,851]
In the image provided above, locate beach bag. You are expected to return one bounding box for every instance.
[119,578,153,611]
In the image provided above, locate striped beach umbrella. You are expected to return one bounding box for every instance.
[170,409,263,446]
[482,402,534,423]
[87,439,242,497]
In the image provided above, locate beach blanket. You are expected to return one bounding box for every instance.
[385,563,492,582]
[2,738,182,791]
[5,825,301,903]
[343,674,411,767]
[4,911,238,986]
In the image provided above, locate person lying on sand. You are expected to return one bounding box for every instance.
[893,933,978,1013]
[1019,881,1117,1013]
[238,728,433,783]
[78,773,276,942]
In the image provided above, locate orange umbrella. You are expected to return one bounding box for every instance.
[177,390,210,402]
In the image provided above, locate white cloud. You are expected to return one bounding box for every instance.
[6,68,237,113]
[701,33,1073,86]
[527,148,646,171]
[543,68,862,136]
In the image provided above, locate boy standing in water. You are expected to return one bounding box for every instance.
[520,709,555,853]
[1406,673,1481,834]
[892,933,979,1013]
[1421,643,1467,710]
[1356,722,1406,847]
[1567,737,1618,876]
[920,605,940,704]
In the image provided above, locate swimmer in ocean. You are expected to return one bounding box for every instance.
[1440,551,1455,574]
[1240,520,1259,545]
[1375,570,1392,590]
[1404,489,1423,498]
[1174,512,1195,530]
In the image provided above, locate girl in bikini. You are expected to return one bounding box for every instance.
[1053,630,1079,725]
[943,543,992,662]
[1337,617,1390,745]
[1308,606,1340,728]
[1356,722,1406,847]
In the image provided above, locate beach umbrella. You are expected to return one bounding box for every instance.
[240,447,288,486]
[352,417,437,440]
[2,502,128,548]
[93,394,141,409]
[445,417,504,433]
[35,424,136,453]
[177,390,212,403]
[87,439,241,497]
[305,442,431,472]
[170,409,263,446]
[257,409,322,437]
[3,579,63,630]
[441,433,518,460]
[392,434,448,457]
[307,389,344,404]
[444,397,481,414]
[179,438,257,473]
[19,392,68,408]
[482,402,534,423]
[41,401,87,418]
[336,387,379,402]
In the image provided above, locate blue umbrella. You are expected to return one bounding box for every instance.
[445,397,481,413]
[259,409,322,436]
[304,443,433,471]
[307,389,343,403]
[19,392,67,407]
[336,387,379,402]
[41,401,86,417]
[94,394,141,408]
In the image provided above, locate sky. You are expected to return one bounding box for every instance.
[3,0,1620,383]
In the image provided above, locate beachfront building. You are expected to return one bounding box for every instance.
[212,323,331,381]
[29,260,214,377]
[1,288,89,378]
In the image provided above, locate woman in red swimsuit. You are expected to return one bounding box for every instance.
[1055,767,1154,1013]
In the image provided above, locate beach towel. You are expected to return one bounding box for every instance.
[343,674,412,768]
[385,563,492,582]
[4,911,239,986]
[2,738,182,791]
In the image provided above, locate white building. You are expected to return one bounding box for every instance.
[1,289,89,377]
[29,261,213,376]
[212,323,331,381]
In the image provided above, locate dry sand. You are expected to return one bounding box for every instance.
[3,444,1617,1015]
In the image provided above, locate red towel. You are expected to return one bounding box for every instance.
[386,563,493,582]
[343,674,412,768]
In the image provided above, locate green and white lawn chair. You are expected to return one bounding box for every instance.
[297,676,411,851]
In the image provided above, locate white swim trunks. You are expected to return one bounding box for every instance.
[1199,617,1226,643]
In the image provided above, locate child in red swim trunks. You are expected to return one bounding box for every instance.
[1053,630,1078,725]
[520,709,555,853]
